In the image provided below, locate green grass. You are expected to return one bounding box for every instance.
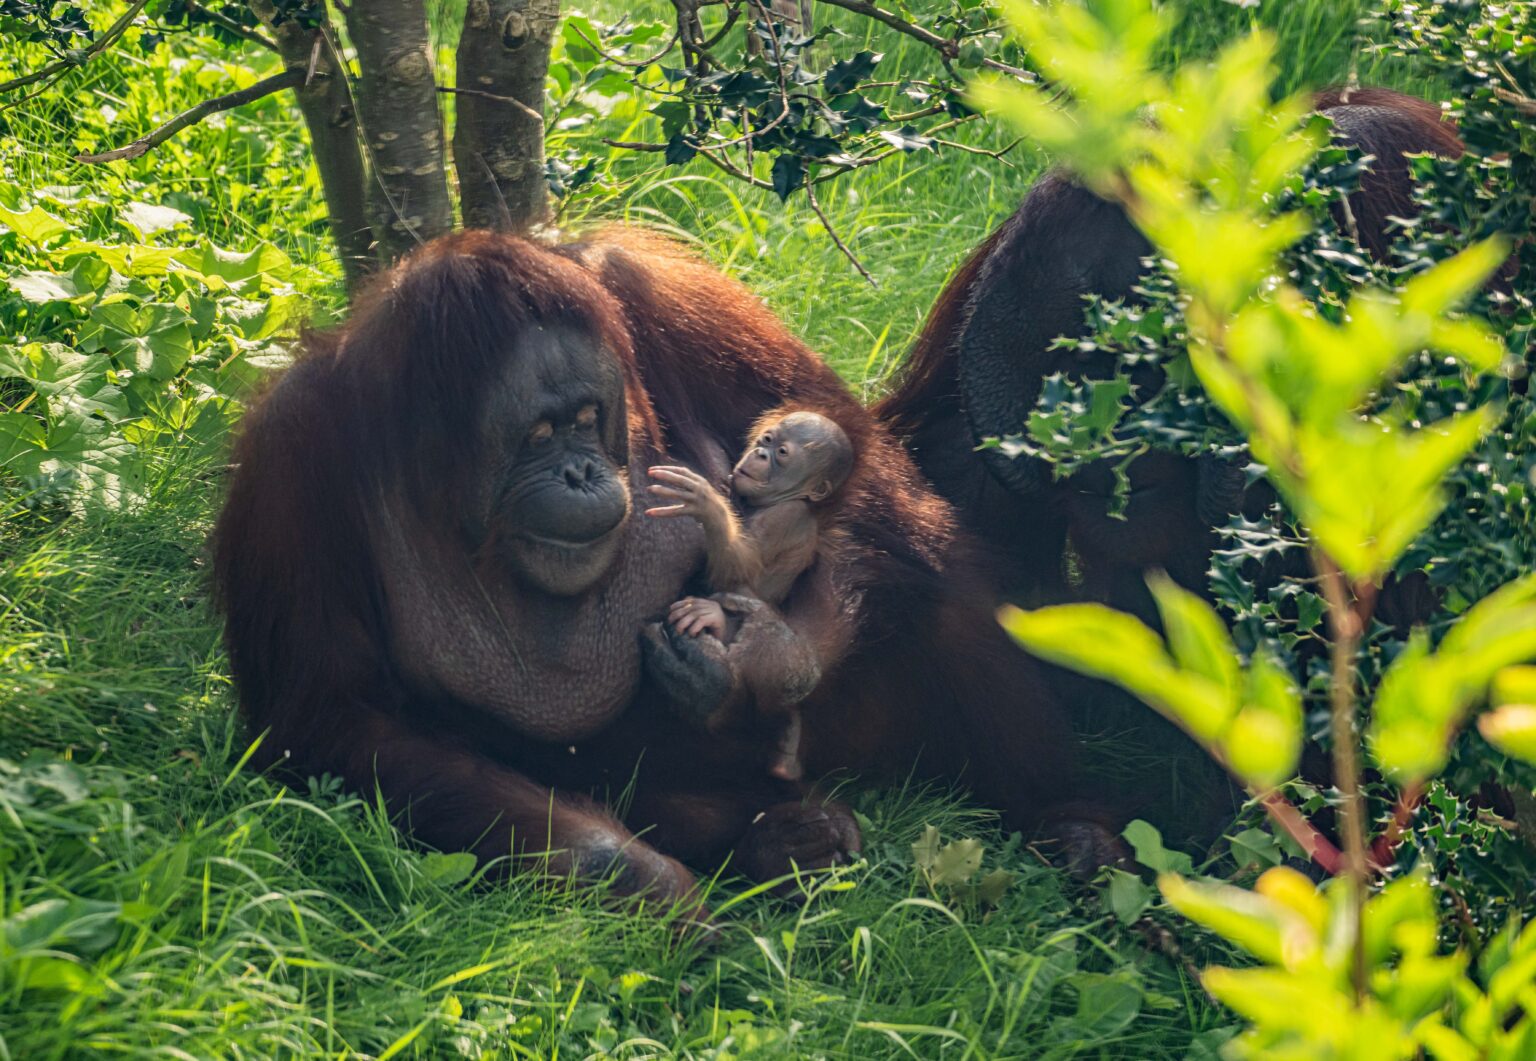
[0,2,1435,1056]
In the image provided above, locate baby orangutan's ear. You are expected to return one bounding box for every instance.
[806,479,833,503]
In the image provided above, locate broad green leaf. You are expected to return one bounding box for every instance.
[0,203,69,245]
[1281,408,1497,580]
[1228,827,1283,871]
[1221,653,1302,789]
[8,270,86,304]
[1492,666,1536,708]
[1123,819,1194,875]
[119,201,191,237]
[1159,873,1310,968]
[1105,868,1153,923]
[1068,971,1142,1037]
[1000,604,1232,738]
[929,837,984,887]
[1148,571,1241,702]
[911,824,941,874]
[171,241,292,290]
[78,303,195,381]
[1478,706,1536,765]
[420,851,477,886]
[973,868,1015,906]
[1372,579,1536,781]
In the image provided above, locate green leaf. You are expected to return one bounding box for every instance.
[1478,706,1536,765]
[1068,972,1142,1037]
[8,270,87,304]
[1000,603,1232,739]
[170,241,292,290]
[420,851,477,886]
[973,868,1015,906]
[1148,571,1241,702]
[911,824,941,874]
[0,203,69,245]
[1105,868,1152,923]
[929,837,984,886]
[1228,828,1283,871]
[78,303,195,380]
[1122,819,1193,875]
[119,201,192,236]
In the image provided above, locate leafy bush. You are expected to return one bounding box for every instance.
[980,0,1536,1057]
[0,190,314,503]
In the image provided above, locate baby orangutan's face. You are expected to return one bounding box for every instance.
[731,411,853,508]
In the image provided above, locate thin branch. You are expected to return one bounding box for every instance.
[569,21,681,69]
[805,180,876,286]
[602,137,775,189]
[1368,782,1423,871]
[811,0,1034,80]
[437,85,542,123]
[184,0,278,51]
[932,135,1020,161]
[0,0,151,95]
[74,68,303,164]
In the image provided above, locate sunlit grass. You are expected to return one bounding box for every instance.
[0,1,1439,1055]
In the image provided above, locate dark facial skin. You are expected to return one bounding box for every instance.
[478,325,632,597]
[731,411,853,508]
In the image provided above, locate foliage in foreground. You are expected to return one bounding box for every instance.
[990,1,1536,1058]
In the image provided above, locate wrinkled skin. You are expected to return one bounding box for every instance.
[218,228,1125,923]
[215,233,865,921]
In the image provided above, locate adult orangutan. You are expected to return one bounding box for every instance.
[213,228,1113,914]
[874,87,1465,841]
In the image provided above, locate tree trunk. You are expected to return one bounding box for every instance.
[248,0,376,291]
[342,0,455,261]
[453,0,560,231]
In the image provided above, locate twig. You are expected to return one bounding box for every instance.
[811,0,1035,80]
[437,85,543,123]
[74,68,304,164]
[184,0,278,52]
[805,180,876,286]
[0,0,152,95]
[1494,87,1536,119]
[932,135,1020,161]
[569,21,681,69]
[1368,782,1423,870]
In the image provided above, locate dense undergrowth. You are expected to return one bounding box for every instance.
[0,1,1455,1057]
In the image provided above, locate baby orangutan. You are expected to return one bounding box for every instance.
[646,409,855,780]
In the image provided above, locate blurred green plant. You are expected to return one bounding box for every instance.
[981,1,1536,1057]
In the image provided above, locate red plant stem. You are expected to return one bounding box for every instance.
[1369,783,1424,870]
[1316,551,1369,1003]
[1259,791,1345,875]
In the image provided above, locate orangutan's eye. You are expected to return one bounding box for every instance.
[529,421,554,445]
[777,445,790,458]
[575,404,598,430]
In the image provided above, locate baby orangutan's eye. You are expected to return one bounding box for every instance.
[529,420,554,445]
[575,404,598,430]
[777,445,790,457]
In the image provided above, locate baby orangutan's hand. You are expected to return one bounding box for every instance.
[669,596,728,640]
[645,466,724,525]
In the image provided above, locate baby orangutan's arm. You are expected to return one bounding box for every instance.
[646,465,764,590]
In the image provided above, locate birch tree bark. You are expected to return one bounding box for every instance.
[247,0,376,289]
[342,0,455,261]
[453,0,560,231]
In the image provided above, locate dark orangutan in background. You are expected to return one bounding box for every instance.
[213,228,1117,917]
[648,408,856,782]
[875,87,1465,840]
